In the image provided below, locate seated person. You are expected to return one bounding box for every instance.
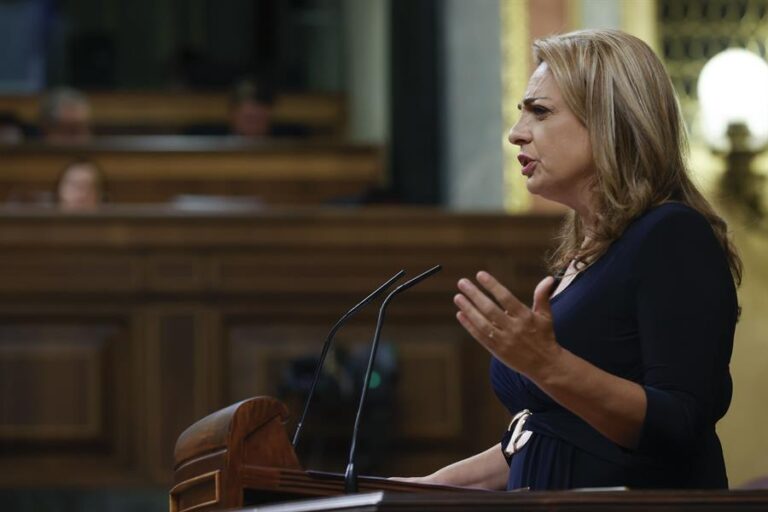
[39,87,93,145]
[230,78,274,138]
[186,78,308,137]
[0,111,25,144]
[54,159,106,210]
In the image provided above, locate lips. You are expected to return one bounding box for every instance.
[517,153,537,177]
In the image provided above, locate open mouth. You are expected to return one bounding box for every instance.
[517,154,537,176]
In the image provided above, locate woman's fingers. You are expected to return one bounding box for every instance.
[456,310,496,348]
[455,272,560,377]
[476,271,527,315]
[457,278,499,315]
[454,272,532,341]
[454,292,496,338]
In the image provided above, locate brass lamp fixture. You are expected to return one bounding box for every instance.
[722,122,766,222]
[698,49,768,224]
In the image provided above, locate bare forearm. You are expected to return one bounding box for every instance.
[454,272,647,451]
[533,347,647,449]
[425,444,509,490]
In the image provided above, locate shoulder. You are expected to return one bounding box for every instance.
[630,201,710,234]
[621,202,732,285]
[622,202,715,249]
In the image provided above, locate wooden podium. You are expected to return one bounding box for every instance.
[170,396,768,512]
[169,396,481,512]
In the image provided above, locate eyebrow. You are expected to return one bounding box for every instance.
[517,96,551,109]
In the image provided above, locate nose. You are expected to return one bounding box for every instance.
[508,117,531,147]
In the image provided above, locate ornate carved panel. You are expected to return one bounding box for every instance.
[0,209,559,485]
[0,326,111,442]
[0,320,138,485]
[143,307,217,483]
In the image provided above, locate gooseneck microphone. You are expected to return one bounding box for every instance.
[344,264,442,493]
[292,269,406,449]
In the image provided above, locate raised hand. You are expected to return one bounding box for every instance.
[454,271,562,380]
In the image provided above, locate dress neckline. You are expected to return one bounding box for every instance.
[548,203,687,304]
[549,250,607,304]
[549,269,585,304]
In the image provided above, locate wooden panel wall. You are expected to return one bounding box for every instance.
[0,208,560,486]
[0,140,382,205]
[0,92,345,135]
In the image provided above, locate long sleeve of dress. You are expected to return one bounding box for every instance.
[492,203,735,488]
[634,207,736,457]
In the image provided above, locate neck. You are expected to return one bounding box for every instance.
[572,201,597,235]
[565,179,597,232]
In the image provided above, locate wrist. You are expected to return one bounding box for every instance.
[531,343,569,388]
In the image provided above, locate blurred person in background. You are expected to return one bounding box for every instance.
[186,77,309,138]
[54,159,106,210]
[229,78,275,138]
[39,87,93,145]
[0,111,25,144]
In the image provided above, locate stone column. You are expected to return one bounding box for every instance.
[442,0,505,211]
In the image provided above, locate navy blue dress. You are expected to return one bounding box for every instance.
[491,203,738,490]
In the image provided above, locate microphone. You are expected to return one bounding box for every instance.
[292,269,406,448]
[344,264,442,493]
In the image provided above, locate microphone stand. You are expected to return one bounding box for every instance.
[292,269,406,448]
[344,265,442,493]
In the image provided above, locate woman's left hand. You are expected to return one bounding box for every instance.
[454,271,562,380]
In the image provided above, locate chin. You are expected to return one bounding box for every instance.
[525,176,544,195]
[525,180,562,205]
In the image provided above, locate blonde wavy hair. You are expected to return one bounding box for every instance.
[535,29,742,287]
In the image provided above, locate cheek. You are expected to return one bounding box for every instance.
[552,128,592,174]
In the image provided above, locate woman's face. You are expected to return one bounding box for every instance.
[509,62,595,213]
[58,164,102,210]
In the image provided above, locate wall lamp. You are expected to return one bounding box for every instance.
[698,48,768,222]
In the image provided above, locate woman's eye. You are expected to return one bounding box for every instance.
[531,106,549,116]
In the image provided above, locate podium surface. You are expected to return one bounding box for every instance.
[248,489,768,512]
[170,397,768,512]
[170,397,481,512]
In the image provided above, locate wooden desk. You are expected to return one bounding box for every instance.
[247,489,768,511]
[0,138,382,204]
[168,397,768,511]
[0,92,345,135]
[0,207,560,488]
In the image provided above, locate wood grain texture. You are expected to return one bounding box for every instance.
[0,140,382,205]
[0,208,560,487]
[0,92,344,133]
[248,489,768,512]
[172,397,768,511]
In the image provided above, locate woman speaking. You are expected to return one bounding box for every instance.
[402,29,741,490]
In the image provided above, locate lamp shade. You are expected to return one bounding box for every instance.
[698,48,768,151]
